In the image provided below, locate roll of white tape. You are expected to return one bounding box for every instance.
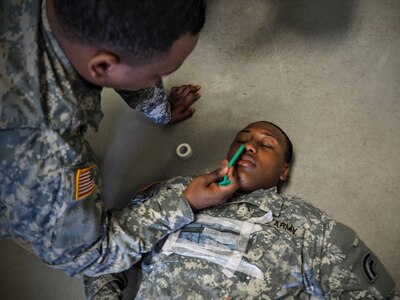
[176,143,193,160]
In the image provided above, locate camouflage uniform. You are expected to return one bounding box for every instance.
[0,0,195,280]
[86,176,398,300]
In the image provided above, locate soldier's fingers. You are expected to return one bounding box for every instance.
[179,87,195,99]
[189,84,201,92]
[188,91,201,101]
[174,98,195,114]
[181,84,201,97]
[220,159,229,168]
[172,84,201,99]
[180,92,201,109]
[175,85,191,96]
[172,108,195,124]
[227,166,238,180]
[177,85,200,99]
[204,166,229,184]
[218,181,239,196]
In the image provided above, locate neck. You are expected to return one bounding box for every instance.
[46,0,96,81]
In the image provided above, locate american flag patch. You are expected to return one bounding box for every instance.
[75,165,96,201]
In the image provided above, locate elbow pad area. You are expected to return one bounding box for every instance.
[328,223,396,298]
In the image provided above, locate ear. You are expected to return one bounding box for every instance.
[87,52,120,82]
[279,164,290,181]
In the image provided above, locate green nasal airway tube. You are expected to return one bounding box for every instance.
[219,144,245,186]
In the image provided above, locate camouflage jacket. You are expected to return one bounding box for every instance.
[86,176,397,300]
[0,0,190,277]
[138,177,397,299]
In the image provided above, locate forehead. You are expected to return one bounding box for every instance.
[239,122,288,147]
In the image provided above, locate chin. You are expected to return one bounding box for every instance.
[236,171,254,192]
[237,178,254,194]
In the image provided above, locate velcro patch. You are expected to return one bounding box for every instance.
[362,252,377,283]
[75,166,96,200]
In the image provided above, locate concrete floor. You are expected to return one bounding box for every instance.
[1,0,399,298]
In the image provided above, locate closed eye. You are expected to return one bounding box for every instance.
[260,137,275,149]
[235,139,247,143]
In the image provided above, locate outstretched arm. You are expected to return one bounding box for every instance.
[115,80,201,125]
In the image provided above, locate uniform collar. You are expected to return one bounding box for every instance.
[41,0,77,83]
[229,187,283,217]
[40,0,103,130]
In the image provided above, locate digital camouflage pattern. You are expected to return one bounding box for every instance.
[0,0,188,278]
[84,273,127,300]
[86,176,398,300]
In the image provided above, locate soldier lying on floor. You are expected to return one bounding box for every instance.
[84,121,398,300]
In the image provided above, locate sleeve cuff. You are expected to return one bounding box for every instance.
[158,183,195,230]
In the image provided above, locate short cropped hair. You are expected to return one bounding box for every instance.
[261,121,293,164]
[53,0,206,64]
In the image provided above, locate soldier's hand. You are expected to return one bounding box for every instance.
[168,84,201,124]
[183,160,239,210]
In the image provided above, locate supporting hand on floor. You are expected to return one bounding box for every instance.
[168,84,201,124]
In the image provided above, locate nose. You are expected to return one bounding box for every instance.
[244,142,257,154]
